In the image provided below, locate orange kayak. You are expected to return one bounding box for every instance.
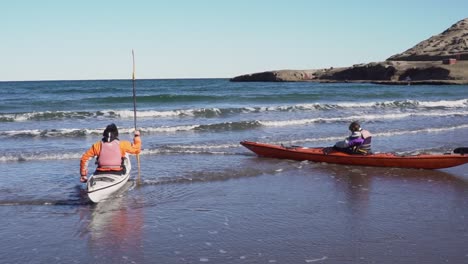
[240,141,468,169]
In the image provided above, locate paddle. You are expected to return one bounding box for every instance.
[132,50,142,185]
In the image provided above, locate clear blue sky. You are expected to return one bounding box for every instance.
[1,0,467,81]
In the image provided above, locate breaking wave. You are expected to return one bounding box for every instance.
[1,124,467,163]
[2,110,467,138]
[1,99,466,122]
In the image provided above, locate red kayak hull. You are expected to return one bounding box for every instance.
[240,141,468,169]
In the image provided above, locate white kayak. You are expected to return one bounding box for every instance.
[86,154,132,203]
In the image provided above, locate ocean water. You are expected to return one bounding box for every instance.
[1,79,467,263]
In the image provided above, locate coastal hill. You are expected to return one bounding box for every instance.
[231,18,468,84]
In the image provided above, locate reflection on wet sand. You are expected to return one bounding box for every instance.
[79,182,145,263]
[72,160,467,264]
[309,163,468,263]
[323,164,468,201]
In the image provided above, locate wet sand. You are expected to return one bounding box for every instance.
[1,155,467,264]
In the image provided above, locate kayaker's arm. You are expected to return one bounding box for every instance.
[80,142,100,179]
[121,134,142,155]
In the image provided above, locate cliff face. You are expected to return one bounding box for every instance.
[318,63,396,81]
[388,18,468,61]
[230,70,313,82]
[231,18,468,84]
[317,61,466,82]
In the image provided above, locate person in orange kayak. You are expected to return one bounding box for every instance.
[80,123,141,183]
[333,121,372,154]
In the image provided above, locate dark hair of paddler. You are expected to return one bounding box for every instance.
[348,121,361,132]
[102,123,119,142]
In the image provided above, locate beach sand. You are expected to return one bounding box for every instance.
[2,154,467,263]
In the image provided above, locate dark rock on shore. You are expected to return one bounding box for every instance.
[230,70,311,82]
[231,18,468,84]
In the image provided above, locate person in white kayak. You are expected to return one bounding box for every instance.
[80,123,141,183]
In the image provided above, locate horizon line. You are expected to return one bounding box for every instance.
[0,77,232,83]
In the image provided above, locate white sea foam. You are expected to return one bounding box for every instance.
[335,102,377,108]
[259,110,468,127]
[375,123,468,137]
[0,152,82,162]
[169,144,239,149]
[305,256,328,262]
[2,108,467,138]
[0,128,101,137]
[113,109,196,118]
[1,123,466,162]
[144,125,199,133]
[275,124,468,145]
[1,98,466,122]
[417,99,468,108]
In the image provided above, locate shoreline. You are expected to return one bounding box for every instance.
[230,61,468,85]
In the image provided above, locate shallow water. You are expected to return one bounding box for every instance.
[1,79,468,263]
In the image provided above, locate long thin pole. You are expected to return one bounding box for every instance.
[132,50,141,184]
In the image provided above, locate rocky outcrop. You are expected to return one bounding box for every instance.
[231,61,468,84]
[230,70,309,82]
[318,63,396,81]
[230,18,468,84]
[398,66,450,81]
[388,18,468,61]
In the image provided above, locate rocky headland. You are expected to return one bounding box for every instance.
[231,18,468,85]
